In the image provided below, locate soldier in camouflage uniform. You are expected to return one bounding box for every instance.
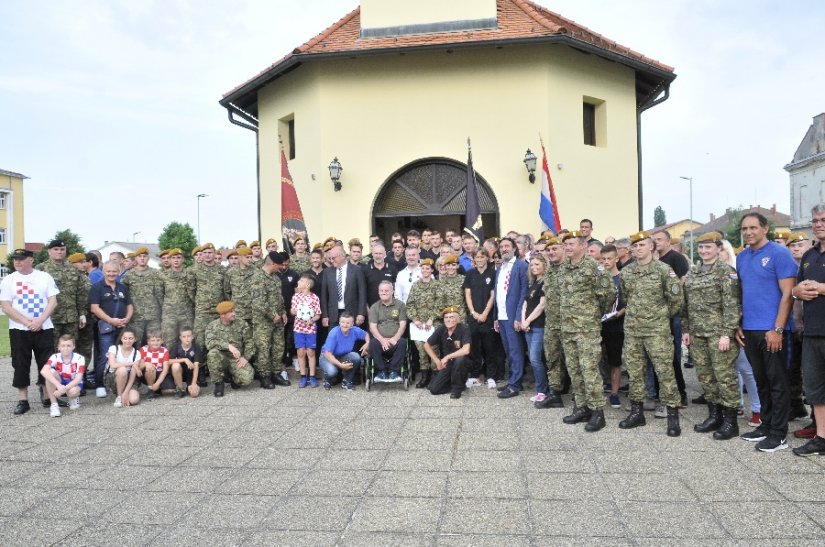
[250,251,290,388]
[619,231,685,436]
[191,243,226,357]
[249,240,265,269]
[226,249,240,269]
[224,248,257,326]
[205,300,255,396]
[158,249,195,356]
[68,252,95,373]
[683,232,742,440]
[289,236,311,273]
[438,255,466,321]
[557,231,614,431]
[36,240,90,352]
[406,258,442,388]
[122,247,162,345]
[536,236,566,409]
[158,249,171,272]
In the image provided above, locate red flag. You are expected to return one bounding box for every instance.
[280,148,308,250]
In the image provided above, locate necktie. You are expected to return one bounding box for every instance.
[504,266,511,292]
[337,267,343,301]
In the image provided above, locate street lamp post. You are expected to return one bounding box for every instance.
[197,193,208,244]
[132,231,141,243]
[680,176,694,258]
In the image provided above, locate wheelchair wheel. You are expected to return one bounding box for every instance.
[365,376,371,392]
[403,376,409,390]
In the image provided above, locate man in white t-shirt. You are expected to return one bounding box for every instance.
[0,248,60,415]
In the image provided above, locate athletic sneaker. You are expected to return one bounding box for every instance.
[113,396,122,408]
[69,398,80,410]
[609,394,621,409]
[487,379,497,389]
[530,393,546,403]
[280,370,290,382]
[95,387,107,398]
[755,437,788,453]
[309,377,318,388]
[792,436,825,457]
[323,381,332,391]
[292,358,300,372]
[341,380,354,391]
[298,377,308,388]
[49,402,61,418]
[741,429,768,443]
[388,372,402,382]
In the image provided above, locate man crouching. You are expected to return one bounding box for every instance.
[206,301,254,397]
[425,306,471,399]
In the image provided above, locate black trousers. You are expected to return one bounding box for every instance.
[468,323,505,381]
[10,328,54,389]
[369,338,407,373]
[744,330,790,439]
[429,356,470,396]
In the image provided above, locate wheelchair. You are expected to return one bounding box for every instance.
[363,340,411,391]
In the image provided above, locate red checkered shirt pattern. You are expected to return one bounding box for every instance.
[47,353,86,383]
[292,292,321,334]
[140,346,170,372]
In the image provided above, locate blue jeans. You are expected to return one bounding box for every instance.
[524,327,547,394]
[96,328,121,387]
[319,352,361,384]
[736,347,761,412]
[498,319,525,391]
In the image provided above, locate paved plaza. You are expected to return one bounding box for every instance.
[1,358,824,546]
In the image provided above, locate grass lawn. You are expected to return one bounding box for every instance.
[0,315,9,357]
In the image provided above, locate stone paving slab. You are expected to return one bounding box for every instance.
[2,357,825,544]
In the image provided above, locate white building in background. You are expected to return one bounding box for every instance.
[96,241,161,269]
[786,113,825,232]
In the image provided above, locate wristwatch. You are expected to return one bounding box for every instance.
[774,327,784,334]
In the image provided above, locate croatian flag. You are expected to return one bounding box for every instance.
[538,142,561,234]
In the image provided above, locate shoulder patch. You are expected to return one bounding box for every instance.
[729,272,738,279]
[668,271,677,277]
[672,284,681,295]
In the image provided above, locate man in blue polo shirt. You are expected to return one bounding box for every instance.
[88,261,133,398]
[735,213,797,453]
[791,204,825,456]
[319,312,369,390]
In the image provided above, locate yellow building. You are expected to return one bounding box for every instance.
[0,168,28,268]
[221,0,675,243]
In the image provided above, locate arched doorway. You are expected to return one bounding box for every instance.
[371,158,499,242]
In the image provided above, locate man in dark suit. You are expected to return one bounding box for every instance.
[321,244,367,328]
[494,237,529,398]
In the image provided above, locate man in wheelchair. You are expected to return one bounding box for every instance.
[424,306,471,399]
[368,281,408,382]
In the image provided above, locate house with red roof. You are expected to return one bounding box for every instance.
[221,0,675,243]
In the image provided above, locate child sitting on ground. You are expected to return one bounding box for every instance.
[40,334,85,417]
[291,274,322,388]
[135,330,173,400]
[106,327,141,408]
[168,326,202,398]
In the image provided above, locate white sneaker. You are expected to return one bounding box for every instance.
[96,387,107,398]
[69,398,80,410]
[50,402,61,418]
[465,378,477,388]
[280,370,289,381]
[487,378,497,389]
[530,393,546,403]
[113,396,122,408]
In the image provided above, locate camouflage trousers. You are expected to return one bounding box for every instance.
[52,321,79,352]
[691,335,739,408]
[253,320,285,375]
[194,311,218,357]
[543,328,567,392]
[129,317,161,346]
[161,308,194,352]
[415,341,436,371]
[561,331,605,410]
[76,323,94,367]
[624,334,679,407]
[206,349,254,386]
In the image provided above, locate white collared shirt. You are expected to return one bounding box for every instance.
[394,266,421,303]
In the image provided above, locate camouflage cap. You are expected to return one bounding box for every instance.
[67,252,86,264]
[191,245,202,257]
[237,247,252,256]
[420,258,434,267]
[158,249,170,258]
[226,249,238,258]
[562,230,584,242]
[215,301,235,314]
[235,240,248,249]
[629,230,651,244]
[443,254,458,265]
[133,246,149,256]
[774,229,791,241]
[201,243,215,251]
[167,248,183,257]
[696,232,722,245]
[249,240,261,248]
[265,238,278,247]
[441,306,461,316]
[786,232,808,246]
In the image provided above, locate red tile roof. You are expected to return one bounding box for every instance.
[222,0,674,113]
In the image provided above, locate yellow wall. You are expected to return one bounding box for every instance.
[0,173,26,263]
[361,0,497,29]
[650,220,703,241]
[257,43,640,244]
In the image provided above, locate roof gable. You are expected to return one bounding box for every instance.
[221,0,675,117]
[787,113,825,168]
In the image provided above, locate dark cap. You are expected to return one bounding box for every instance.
[10,248,34,259]
[268,251,286,264]
[48,239,66,249]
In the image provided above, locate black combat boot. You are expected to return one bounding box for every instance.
[272,372,291,387]
[562,405,591,424]
[535,388,564,409]
[261,375,275,390]
[213,382,225,397]
[619,402,646,429]
[694,403,723,433]
[666,406,681,437]
[713,406,740,440]
[416,370,431,389]
[584,409,606,432]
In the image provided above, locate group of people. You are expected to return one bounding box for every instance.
[4,212,824,457]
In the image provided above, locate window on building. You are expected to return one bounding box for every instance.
[288,119,296,160]
[279,115,296,160]
[0,263,7,279]
[583,97,606,147]
[0,228,6,244]
[0,193,6,210]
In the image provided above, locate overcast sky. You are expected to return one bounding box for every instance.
[1,0,823,248]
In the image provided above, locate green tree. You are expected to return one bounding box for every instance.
[721,207,775,248]
[158,222,197,267]
[6,229,86,272]
[653,206,667,227]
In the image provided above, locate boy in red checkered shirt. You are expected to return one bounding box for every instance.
[135,330,172,400]
[291,275,322,388]
[40,334,85,417]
